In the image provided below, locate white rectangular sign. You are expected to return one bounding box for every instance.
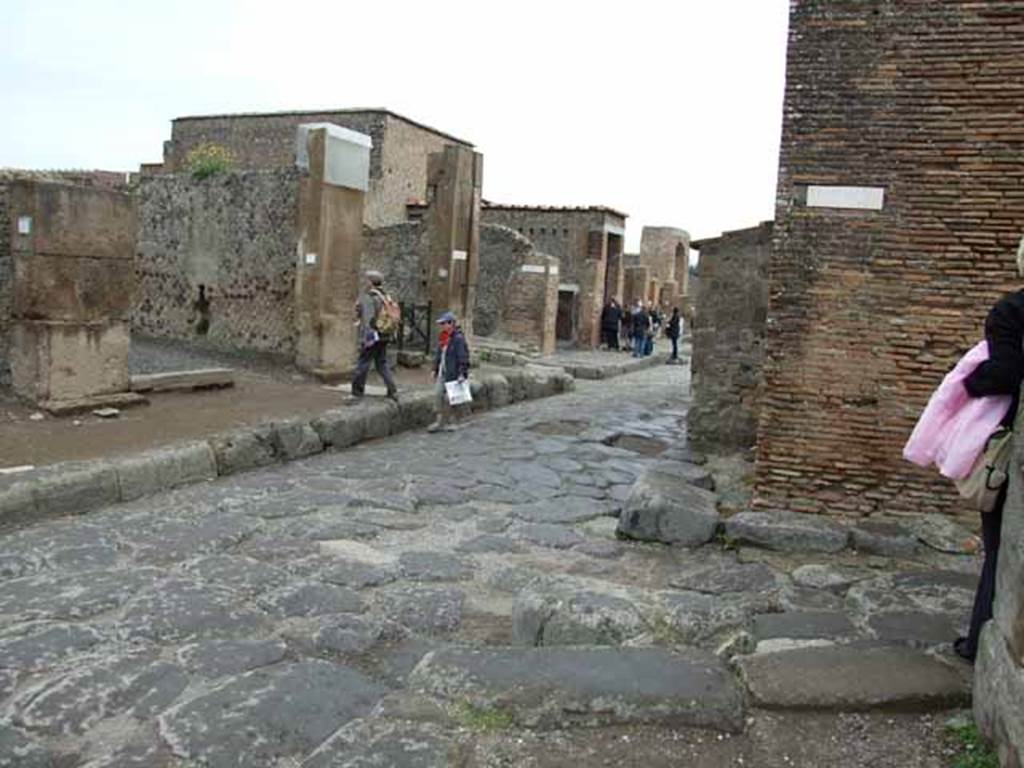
[451,250,468,261]
[304,252,317,265]
[17,216,31,235]
[806,185,885,211]
[520,264,546,274]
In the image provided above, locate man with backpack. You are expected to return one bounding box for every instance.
[351,270,399,401]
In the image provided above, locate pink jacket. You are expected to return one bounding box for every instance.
[903,340,1011,480]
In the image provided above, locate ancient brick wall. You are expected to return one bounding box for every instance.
[134,169,301,356]
[756,0,1024,517]
[164,110,472,228]
[362,222,428,308]
[690,223,772,452]
[639,227,689,290]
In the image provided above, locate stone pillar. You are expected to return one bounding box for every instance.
[975,410,1024,765]
[294,125,370,380]
[425,145,484,338]
[659,280,679,312]
[578,230,607,347]
[501,256,559,356]
[9,180,135,407]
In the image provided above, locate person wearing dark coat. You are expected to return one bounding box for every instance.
[428,311,471,433]
[600,299,622,350]
[955,258,1024,662]
[666,307,682,361]
[631,302,649,358]
[351,271,398,400]
[620,306,633,352]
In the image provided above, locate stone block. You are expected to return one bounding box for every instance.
[850,519,921,558]
[408,646,744,732]
[994,491,1024,659]
[974,623,1024,768]
[0,481,37,527]
[311,409,367,449]
[116,442,217,501]
[11,321,130,403]
[482,373,509,407]
[616,467,719,546]
[13,253,135,322]
[32,462,120,519]
[270,421,324,461]
[397,390,437,430]
[9,179,135,262]
[504,370,528,402]
[361,400,400,440]
[736,643,971,711]
[724,512,849,554]
[469,379,490,412]
[513,587,646,647]
[209,427,279,476]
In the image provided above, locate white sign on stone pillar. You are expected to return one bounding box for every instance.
[295,123,372,191]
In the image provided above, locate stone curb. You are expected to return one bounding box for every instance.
[0,368,574,531]
[535,352,671,381]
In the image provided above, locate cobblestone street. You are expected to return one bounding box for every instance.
[0,364,979,766]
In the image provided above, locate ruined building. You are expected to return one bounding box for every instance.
[479,205,626,347]
[135,109,482,370]
[756,0,1024,519]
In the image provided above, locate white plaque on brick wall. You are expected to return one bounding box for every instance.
[520,264,546,274]
[451,250,467,262]
[438,268,449,278]
[806,185,885,210]
[17,216,31,235]
[304,252,317,265]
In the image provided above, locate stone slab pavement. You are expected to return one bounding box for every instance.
[0,362,982,766]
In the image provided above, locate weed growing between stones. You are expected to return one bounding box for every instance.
[452,701,515,732]
[949,721,999,768]
[186,143,235,180]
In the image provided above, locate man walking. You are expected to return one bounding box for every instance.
[351,270,399,401]
[666,307,682,362]
[428,311,470,433]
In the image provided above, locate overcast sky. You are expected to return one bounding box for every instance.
[1,1,790,250]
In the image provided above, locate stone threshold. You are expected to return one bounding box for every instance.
[536,352,673,381]
[0,367,574,532]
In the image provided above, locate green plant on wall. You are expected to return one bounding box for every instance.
[949,721,999,768]
[185,143,235,180]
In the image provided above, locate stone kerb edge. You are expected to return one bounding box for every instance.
[0,368,575,529]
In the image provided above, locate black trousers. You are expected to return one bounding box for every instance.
[351,341,396,395]
[602,328,619,349]
[964,485,1005,657]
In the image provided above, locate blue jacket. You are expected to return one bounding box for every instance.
[434,328,470,383]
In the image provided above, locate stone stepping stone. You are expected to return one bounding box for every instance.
[752,611,859,642]
[159,661,385,768]
[514,497,614,525]
[670,560,780,595]
[866,611,959,647]
[850,519,921,558]
[408,646,744,732]
[514,523,585,550]
[724,512,849,554]
[616,468,719,546]
[122,578,271,642]
[375,587,464,635]
[0,623,104,671]
[735,642,971,711]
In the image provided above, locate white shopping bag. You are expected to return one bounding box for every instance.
[444,379,472,406]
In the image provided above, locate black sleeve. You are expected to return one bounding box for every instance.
[456,336,470,377]
[964,295,1024,397]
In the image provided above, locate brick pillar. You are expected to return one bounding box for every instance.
[9,180,135,406]
[501,256,559,356]
[425,145,484,339]
[294,125,370,380]
[578,230,607,347]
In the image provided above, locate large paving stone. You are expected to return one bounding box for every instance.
[846,570,975,616]
[670,560,781,596]
[122,578,270,642]
[616,468,719,546]
[724,512,849,554]
[0,623,104,671]
[30,462,121,520]
[398,552,474,582]
[909,514,979,554]
[866,611,959,647]
[159,661,386,768]
[305,719,460,768]
[514,497,614,525]
[318,559,399,588]
[507,462,563,489]
[735,643,971,711]
[375,587,464,635]
[258,582,364,618]
[791,564,869,593]
[656,591,773,647]
[124,513,260,563]
[0,567,162,621]
[183,554,288,596]
[13,651,189,736]
[177,639,287,678]
[455,534,524,555]
[514,523,585,550]
[850,519,921,558]
[0,721,52,768]
[408,646,744,731]
[513,587,647,646]
[752,612,859,642]
[271,419,325,461]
